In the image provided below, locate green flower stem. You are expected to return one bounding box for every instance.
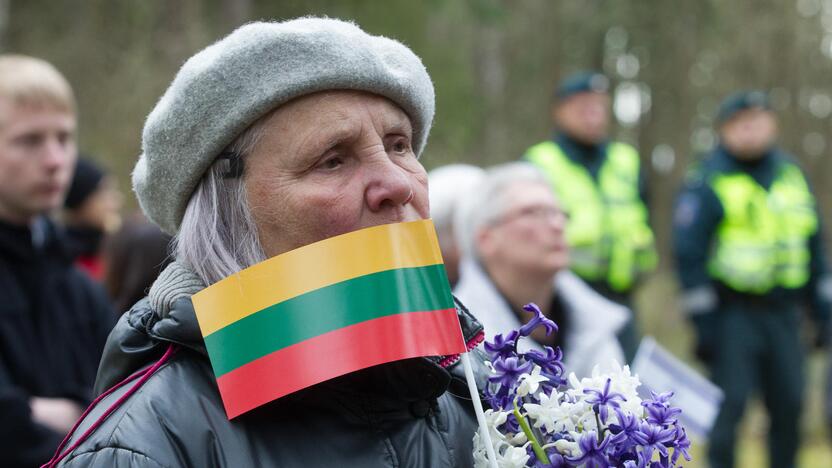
[513,398,550,464]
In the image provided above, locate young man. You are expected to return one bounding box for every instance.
[673,91,831,468]
[523,72,656,361]
[0,55,113,467]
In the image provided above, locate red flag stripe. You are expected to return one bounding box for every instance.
[216,308,465,418]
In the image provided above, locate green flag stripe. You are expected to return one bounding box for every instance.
[204,264,454,377]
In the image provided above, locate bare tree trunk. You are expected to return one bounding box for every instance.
[472,18,508,164]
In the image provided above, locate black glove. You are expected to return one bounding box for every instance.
[691,313,718,364]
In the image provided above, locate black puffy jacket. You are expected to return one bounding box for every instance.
[52,280,487,467]
[0,218,114,468]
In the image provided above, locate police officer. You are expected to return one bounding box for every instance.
[523,72,657,361]
[673,91,831,468]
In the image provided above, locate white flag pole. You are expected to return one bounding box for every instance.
[461,352,499,468]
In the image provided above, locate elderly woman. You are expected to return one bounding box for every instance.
[453,163,628,378]
[51,18,483,467]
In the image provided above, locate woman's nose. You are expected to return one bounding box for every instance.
[364,157,414,213]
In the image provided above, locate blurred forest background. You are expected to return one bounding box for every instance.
[4,0,832,466]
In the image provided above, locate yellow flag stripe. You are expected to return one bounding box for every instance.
[192,219,444,335]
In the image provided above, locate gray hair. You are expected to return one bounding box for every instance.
[427,164,485,248]
[173,114,272,286]
[454,162,553,260]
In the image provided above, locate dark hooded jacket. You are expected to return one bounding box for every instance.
[0,217,114,468]
[52,262,487,467]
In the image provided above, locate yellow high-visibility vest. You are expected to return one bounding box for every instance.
[708,162,817,293]
[524,141,657,292]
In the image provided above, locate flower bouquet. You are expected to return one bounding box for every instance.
[473,304,691,468]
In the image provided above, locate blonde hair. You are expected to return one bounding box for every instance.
[0,55,75,116]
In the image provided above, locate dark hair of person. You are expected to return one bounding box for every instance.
[104,215,173,314]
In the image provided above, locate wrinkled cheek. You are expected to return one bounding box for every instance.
[302,191,364,241]
[317,209,360,240]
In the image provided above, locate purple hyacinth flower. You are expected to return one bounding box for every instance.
[647,390,674,406]
[531,450,568,468]
[522,346,566,388]
[523,346,564,373]
[626,453,665,468]
[583,377,626,424]
[630,420,677,462]
[484,329,520,361]
[519,303,558,337]
[565,431,624,468]
[608,406,642,453]
[670,425,692,465]
[484,385,513,411]
[502,411,521,434]
[488,356,533,390]
[610,406,640,435]
[623,460,646,468]
[643,402,682,427]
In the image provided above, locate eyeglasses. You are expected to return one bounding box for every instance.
[491,205,569,226]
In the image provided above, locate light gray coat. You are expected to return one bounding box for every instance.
[454,258,628,378]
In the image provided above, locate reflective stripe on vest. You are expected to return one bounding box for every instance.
[524,141,657,291]
[708,163,817,293]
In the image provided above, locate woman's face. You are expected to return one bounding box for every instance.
[477,182,569,277]
[244,91,430,258]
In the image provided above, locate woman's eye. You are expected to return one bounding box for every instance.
[319,156,344,170]
[391,139,409,154]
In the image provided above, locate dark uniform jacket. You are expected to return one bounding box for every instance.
[0,217,114,467]
[673,146,831,317]
[53,280,487,467]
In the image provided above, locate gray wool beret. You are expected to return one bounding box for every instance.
[133,17,435,235]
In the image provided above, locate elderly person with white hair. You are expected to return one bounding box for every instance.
[428,164,485,287]
[454,162,628,378]
[49,18,484,467]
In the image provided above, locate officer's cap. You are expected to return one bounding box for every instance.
[716,91,771,125]
[554,71,610,102]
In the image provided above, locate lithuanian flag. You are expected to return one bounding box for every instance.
[192,219,466,418]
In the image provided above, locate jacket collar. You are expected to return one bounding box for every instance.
[554,131,609,162]
[148,260,205,318]
[453,258,628,351]
[0,216,70,263]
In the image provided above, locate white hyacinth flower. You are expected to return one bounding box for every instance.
[506,431,528,446]
[483,409,510,441]
[565,363,645,425]
[497,445,531,468]
[552,437,579,458]
[515,365,549,397]
[473,435,531,468]
[523,388,570,433]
